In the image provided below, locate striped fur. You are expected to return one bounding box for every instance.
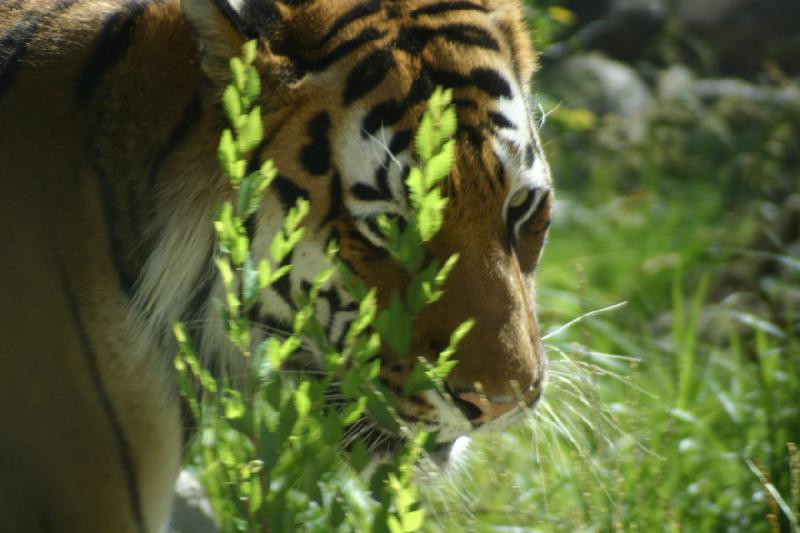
[0,0,552,530]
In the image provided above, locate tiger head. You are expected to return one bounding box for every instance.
[183,0,552,453]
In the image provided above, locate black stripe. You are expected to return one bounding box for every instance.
[244,214,257,242]
[306,27,385,71]
[400,164,411,201]
[347,228,388,259]
[364,217,383,239]
[315,0,381,48]
[389,129,413,154]
[56,260,146,533]
[426,66,512,99]
[270,255,295,308]
[217,0,261,40]
[247,133,276,175]
[350,182,389,202]
[321,172,343,226]
[374,158,392,200]
[299,111,331,175]
[411,1,488,17]
[78,0,147,103]
[488,110,516,130]
[493,151,506,187]
[460,125,498,192]
[0,1,76,97]
[362,100,404,138]
[89,150,138,297]
[396,23,499,55]
[254,313,293,343]
[462,124,484,150]
[272,174,310,211]
[361,74,433,137]
[372,129,412,201]
[451,98,479,110]
[299,281,358,340]
[524,143,534,168]
[471,68,513,99]
[343,48,395,105]
[146,92,203,192]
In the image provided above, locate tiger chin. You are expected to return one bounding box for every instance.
[0,0,552,530]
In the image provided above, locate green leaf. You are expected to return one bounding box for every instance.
[320,410,342,445]
[435,253,459,287]
[241,40,257,65]
[217,129,238,180]
[258,259,272,289]
[349,439,370,473]
[417,199,448,242]
[172,321,188,344]
[388,516,403,533]
[415,112,434,161]
[424,139,455,186]
[366,391,400,433]
[405,167,425,212]
[345,289,378,345]
[403,362,433,396]
[241,255,259,309]
[229,56,245,91]
[223,389,245,420]
[438,105,457,141]
[340,396,367,425]
[374,293,412,356]
[402,509,425,532]
[238,168,270,218]
[260,159,277,183]
[214,256,234,288]
[222,85,241,125]
[295,381,311,418]
[237,106,263,154]
[248,476,262,514]
[243,65,261,109]
[341,368,361,398]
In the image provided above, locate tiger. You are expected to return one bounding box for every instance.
[0,0,553,530]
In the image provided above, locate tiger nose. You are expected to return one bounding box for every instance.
[451,383,542,424]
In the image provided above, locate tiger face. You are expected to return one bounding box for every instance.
[184,0,553,452]
[0,0,551,528]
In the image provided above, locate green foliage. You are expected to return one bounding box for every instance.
[175,42,468,532]
[417,4,800,528]
[523,2,577,50]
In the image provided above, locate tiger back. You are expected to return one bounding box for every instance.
[0,0,552,530]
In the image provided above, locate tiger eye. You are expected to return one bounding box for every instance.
[509,188,530,209]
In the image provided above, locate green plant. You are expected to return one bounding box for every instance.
[174,41,470,532]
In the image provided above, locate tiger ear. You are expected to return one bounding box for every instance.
[484,0,538,85]
[181,0,248,76]
[181,0,283,81]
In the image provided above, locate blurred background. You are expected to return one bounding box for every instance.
[426,1,800,531]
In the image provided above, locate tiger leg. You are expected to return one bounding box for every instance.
[0,182,182,532]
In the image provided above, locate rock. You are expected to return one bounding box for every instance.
[540,52,652,139]
[656,66,800,109]
[169,470,219,533]
[691,79,800,108]
[541,53,651,117]
[656,64,695,101]
[675,0,800,76]
[557,0,800,76]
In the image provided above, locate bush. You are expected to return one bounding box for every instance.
[175,41,471,533]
